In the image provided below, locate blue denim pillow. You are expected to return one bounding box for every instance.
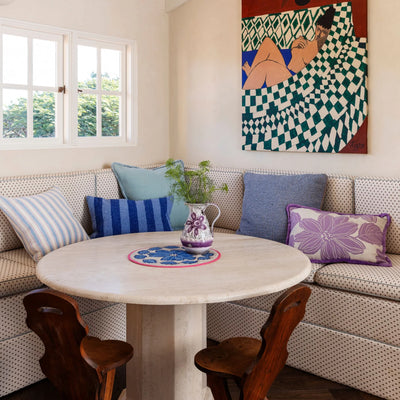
[237,173,328,243]
[111,161,188,230]
[86,196,173,238]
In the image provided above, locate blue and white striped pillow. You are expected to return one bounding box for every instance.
[86,196,173,238]
[0,187,89,262]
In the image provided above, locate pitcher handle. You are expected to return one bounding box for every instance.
[205,203,221,235]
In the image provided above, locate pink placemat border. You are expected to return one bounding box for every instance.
[127,248,221,268]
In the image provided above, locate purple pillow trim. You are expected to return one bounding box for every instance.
[286,204,392,267]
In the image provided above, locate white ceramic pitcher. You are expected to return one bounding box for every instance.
[180,203,221,254]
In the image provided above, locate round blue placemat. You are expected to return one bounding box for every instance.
[128,245,221,268]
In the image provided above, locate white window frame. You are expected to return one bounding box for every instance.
[0,18,137,150]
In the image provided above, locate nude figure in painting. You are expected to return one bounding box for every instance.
[242,6,335,90]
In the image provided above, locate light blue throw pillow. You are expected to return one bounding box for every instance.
[237,173,328,243]
[111,161,188,230]
[0,187,89,262]
[86,196,173,238]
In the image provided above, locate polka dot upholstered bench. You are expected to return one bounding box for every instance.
[0,168,136,396]
[197,166,399,400]
[0,164,399,400]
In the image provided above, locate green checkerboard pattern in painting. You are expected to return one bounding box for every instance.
[242,6,328,51]
[241,2,368,153]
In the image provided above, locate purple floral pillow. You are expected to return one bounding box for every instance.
[286,205,392,267]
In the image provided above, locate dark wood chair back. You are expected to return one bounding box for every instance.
[241,284,311,400]
[24,288,133,400]
[194,284,311,400]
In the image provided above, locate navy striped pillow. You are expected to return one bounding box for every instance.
[86,196,173,238]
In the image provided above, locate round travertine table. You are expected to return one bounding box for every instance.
[37,231,311,400]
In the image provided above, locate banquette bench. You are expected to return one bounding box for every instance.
[0,167,130,396]
[0,163,398,399]
[202,165,399,400]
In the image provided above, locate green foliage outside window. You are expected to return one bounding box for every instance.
[33,93,56,138]
[3,97,28,138]
[2,73,120,139]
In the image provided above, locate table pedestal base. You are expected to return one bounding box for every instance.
[125,303,213,400]
[118,387,212,400]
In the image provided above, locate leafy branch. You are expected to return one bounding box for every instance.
[165,159,228,204]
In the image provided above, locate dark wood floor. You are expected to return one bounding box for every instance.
[3,365,383,400]
[246,366,383,400]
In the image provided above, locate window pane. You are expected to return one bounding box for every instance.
[33,91,55,138]
[2,89,27,138]
[78,94,97,137]
[101,95,120,137]
[3,34,28,85]
[78,45,97,90]
[101,49,121,91]
[33,39,56,87]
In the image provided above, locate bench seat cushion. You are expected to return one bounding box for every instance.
[229,283,400,347]
[303,262,327,283]
[0,249,42,298]
[314,254,400,300]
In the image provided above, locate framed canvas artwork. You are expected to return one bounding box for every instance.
[241,0,368,153]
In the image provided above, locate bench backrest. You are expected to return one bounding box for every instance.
[0,165,398,255]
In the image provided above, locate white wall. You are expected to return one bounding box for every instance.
[165,0,188,12]
[169,0,400,177]
[0,0,170,176]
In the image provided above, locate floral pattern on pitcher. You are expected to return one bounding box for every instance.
[181,203,221,254]
[185,213,207,236]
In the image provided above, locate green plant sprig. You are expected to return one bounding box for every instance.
[165,159,228,204]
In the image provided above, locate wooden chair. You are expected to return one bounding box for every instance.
[23,288,133,400]
[194,284,311,400]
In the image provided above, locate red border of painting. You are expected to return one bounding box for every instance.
[242,0,367,38]
[339,118,368,153]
